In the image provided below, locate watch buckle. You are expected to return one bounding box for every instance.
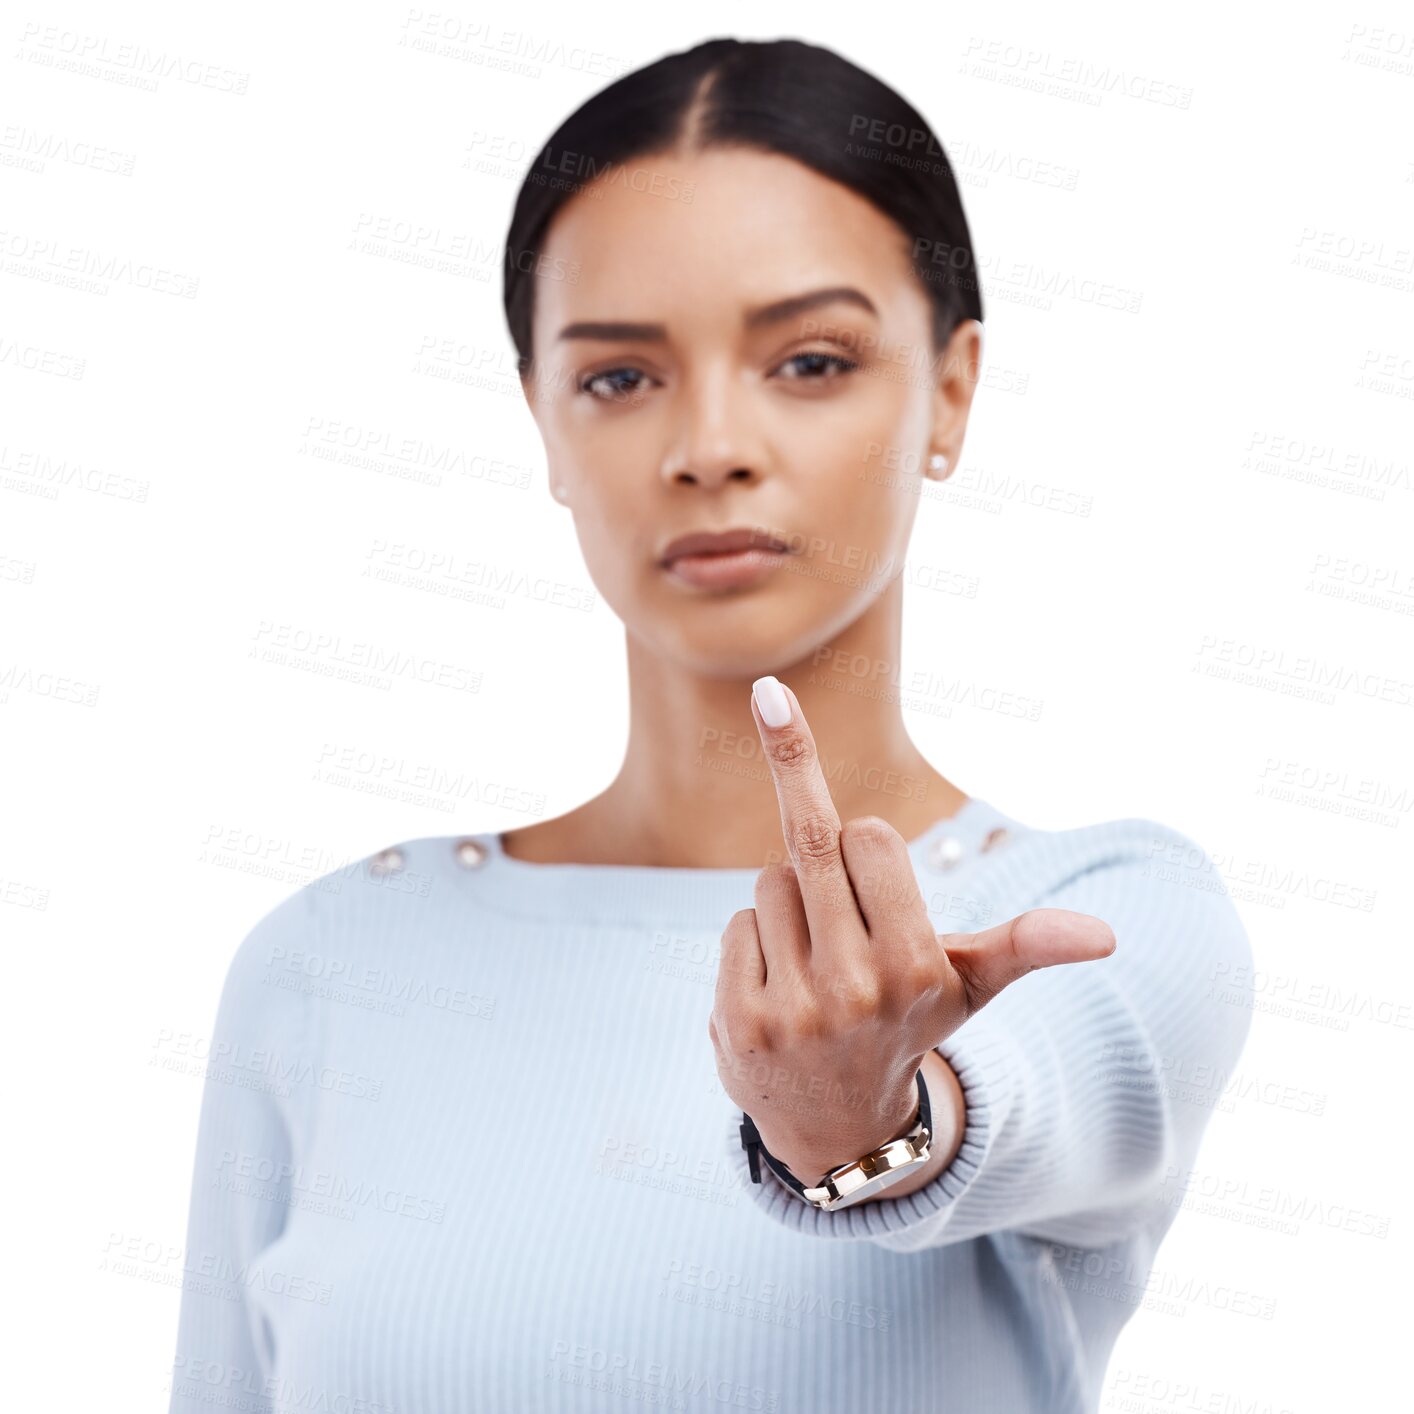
[739,1115,763,1184]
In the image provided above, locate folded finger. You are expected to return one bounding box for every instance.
[752,863,811,993]
[838,815,934,942]
[716,907,767,1017]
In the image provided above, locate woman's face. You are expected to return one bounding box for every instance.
[522,145,981,677]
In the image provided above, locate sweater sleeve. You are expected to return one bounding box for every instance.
[725,821,1256,1253]
[167,886,314,1414]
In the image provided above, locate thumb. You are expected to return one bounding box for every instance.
[942,908,1117,1015]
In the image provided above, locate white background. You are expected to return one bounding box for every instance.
[4,2,1410,1408]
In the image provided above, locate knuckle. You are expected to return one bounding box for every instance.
[826,970,883,1018]
[768,732,812,769]
[908,918,946,955]
[789,812,840,865]
[753,862,797,902]
[788,994,830,1040]
[901,950,946,999]
[723,907,757,935]
[841,814,899,846]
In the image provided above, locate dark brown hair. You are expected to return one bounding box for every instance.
[502,36,983,379]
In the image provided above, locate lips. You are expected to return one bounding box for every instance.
[657,527,794,592]
[658,527,790,565]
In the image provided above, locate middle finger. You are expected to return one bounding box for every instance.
[750,675,865,967]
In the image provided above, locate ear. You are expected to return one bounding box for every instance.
[927,319,984,478]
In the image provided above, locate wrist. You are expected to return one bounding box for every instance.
[872,1049,964,1202]
[766,1066,925,1184]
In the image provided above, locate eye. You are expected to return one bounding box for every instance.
[579,367,653,402]
[774,351,860,381]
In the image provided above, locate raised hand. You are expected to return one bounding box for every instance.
[708,674,1117,1186]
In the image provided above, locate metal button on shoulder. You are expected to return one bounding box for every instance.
[455,838,488,869]
[925,834,964,872]
[369,846,405,875]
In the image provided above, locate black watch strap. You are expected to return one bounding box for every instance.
[738,1065,932,1197]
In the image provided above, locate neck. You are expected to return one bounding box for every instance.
[572,580,967,869]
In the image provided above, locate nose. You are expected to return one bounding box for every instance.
[658,367,765,492]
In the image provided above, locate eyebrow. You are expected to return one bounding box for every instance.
[555,285,879,344]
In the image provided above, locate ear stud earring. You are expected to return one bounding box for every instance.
[929,452,950,476]
[552,483,569,503]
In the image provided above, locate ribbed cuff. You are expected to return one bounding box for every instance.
[726,1010,1022,1244]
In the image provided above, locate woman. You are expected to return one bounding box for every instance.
[168,37,1254,1414]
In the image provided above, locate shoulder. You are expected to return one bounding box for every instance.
[247,830,490,921]
[213,830,489,1009]
[984,808,1240,923]
[1001,809,1221,875]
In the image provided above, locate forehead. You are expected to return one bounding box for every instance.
[531,146,921,340]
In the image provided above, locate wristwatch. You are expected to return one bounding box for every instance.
[738,1066,933,1212]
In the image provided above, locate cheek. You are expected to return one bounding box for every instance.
[792,383,925,502]
[572,487,632,572]
[790,443,921,600]
[841,389,929,547]
[563,486,662,623]
[845,499,916,596]
[807,454,919,564]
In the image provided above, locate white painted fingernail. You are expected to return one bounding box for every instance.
[752,675,792,728]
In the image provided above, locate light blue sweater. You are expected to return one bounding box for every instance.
[166,795,1254,1414]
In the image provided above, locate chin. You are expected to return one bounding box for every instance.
[640,607,848,682]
